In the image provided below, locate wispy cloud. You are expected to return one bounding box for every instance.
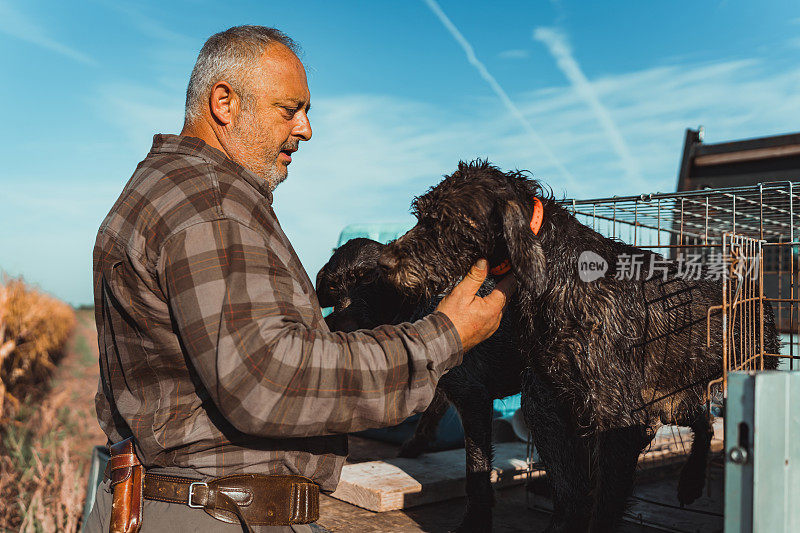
[24,53,800,304]
[93,0,192,44]
[96,83,185,149]
[498,49,529,60]
[421,0,576,186]
[533,26,643,187]
[0,1,96,65]
[548,0,567,24]
[0,178,126,305]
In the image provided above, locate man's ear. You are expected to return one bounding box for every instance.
[209,81,238,126]
[501,200,547,296]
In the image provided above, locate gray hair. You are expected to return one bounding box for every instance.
[184,26,300,123]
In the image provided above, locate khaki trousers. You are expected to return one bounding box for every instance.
[83,479,315,533]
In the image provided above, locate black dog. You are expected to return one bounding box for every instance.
[379,160,780,532]
[316,238,417,332]
[317,237,523,533]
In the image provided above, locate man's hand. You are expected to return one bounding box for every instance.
[436,259,516,352]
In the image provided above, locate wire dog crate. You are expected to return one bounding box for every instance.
[562,181,800,389]
[520,182,800,529]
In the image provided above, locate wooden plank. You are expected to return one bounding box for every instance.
[331,421,725,513]
[329,442,534,512]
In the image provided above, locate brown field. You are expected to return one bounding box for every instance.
[0,278,103,532]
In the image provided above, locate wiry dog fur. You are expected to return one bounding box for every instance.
[379,160,780,532]
[317,237,523,532]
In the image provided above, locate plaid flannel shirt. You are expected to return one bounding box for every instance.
[93,134,463,491]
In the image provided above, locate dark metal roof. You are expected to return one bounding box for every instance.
[677,129,800,192]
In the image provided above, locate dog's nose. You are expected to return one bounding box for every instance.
[378,252,399,273]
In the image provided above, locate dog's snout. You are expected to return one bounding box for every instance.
[325,311,361,333]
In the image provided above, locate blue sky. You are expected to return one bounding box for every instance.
[1,0,799,305]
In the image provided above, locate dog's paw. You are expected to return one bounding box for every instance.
[541,513,590,533]
[397,439,428,458]
[541,521,568,533]
[678,462,706,507]
[677,467,706,506]
[452,508,492,533]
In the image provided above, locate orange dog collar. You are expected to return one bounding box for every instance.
[529,197,544,235]
[489,259,512,276]
[489,197,544,276]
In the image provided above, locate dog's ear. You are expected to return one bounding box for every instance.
[500,200,547,296]
[315,266,335,308]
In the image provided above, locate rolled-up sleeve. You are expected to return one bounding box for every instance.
[157,217,463,438]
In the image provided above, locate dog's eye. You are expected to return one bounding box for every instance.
[361,270,380,283]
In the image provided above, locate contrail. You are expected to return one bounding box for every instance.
[422,0,576,186]
[533,27,643,185]
[0,1,96,66]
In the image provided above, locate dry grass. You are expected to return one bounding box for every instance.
[1,393,85,532]
[0,276,75,414]
[0,277,82,532]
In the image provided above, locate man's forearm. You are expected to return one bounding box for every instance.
[160,218,462,439]
[203,311,462,438]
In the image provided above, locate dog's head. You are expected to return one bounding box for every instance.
[316,238,417,331]
[379,159,549,298]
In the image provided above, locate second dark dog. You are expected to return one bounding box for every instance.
[317,237,523,533]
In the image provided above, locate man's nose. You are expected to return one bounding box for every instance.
[293,111,312,141]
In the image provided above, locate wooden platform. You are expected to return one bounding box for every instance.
[330,420,724,513]
[330,442,531,512]
[318,467,724,533]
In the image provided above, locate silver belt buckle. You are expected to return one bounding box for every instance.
[188,481,208,508]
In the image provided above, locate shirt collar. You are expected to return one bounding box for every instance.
[150,134,274,204]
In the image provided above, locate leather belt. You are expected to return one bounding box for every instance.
[143,473,319,526]
[141,472,319,528]
[105,462,319,531]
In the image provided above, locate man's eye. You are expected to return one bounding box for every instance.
[282,107,297,118]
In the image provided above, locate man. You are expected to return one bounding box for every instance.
[85,26,513,532]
